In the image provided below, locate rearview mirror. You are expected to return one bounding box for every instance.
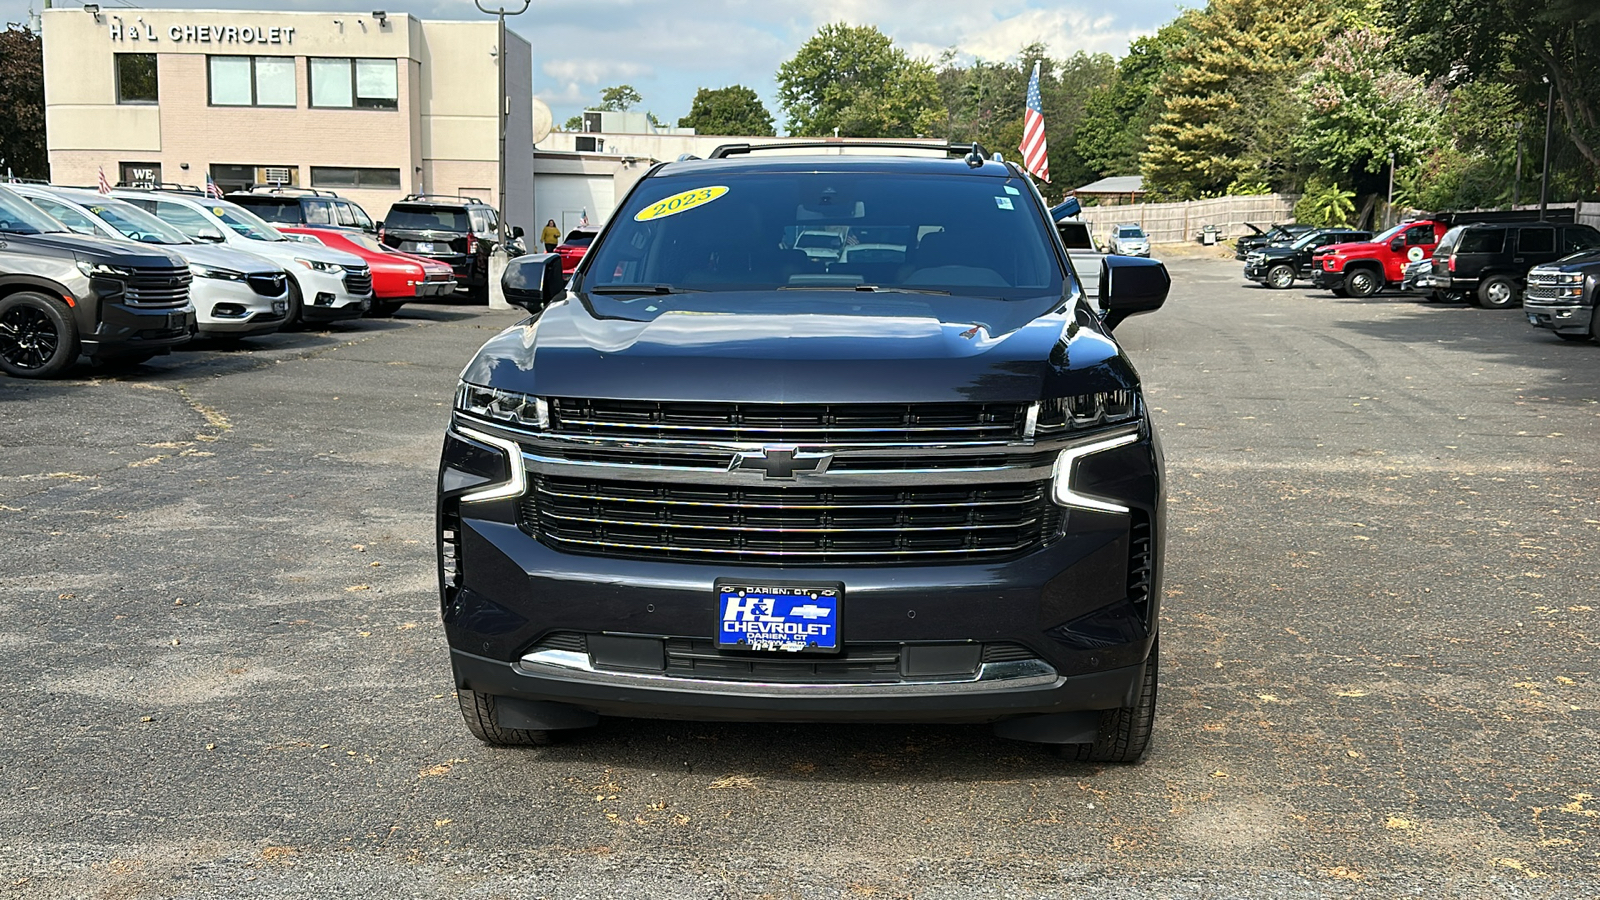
[1098,256,1170,330]
[501,252,565,315]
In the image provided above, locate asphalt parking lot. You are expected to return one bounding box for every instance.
[2,258,1597,899]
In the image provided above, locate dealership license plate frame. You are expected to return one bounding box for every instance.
[715,581,843,654]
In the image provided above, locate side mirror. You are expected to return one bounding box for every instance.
[1390,237,1405,251]
[1098,256,1170,330]
[502,252,565,314]
[512,225,525,238]
[374,220,384,231]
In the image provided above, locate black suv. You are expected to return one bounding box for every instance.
[1234,222,1316,260]
[437,142,1171,761]
[0,186,194,378]
[1430,222,1600,308]
[379,194,520,298]
[226,187,376,233]
[1243,227,1370,289]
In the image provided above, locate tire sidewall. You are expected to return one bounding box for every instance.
[0,291,80,379]
[285,277,305,328]
[1478,276,1517,309]
[1268,265,1294,289]
[1345,269,1379,298]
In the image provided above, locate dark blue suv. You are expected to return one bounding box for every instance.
[437,142,1171,761]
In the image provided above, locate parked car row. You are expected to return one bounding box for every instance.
[1237,214,1600,343]
[0,183,466,379]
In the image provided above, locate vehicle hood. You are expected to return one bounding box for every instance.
[1315,240,1379,256]
[165,241,283,273]
[20,232,184,267]
[1544,249,1600,271]
[225,235,365,268]
[461,290,1136,404]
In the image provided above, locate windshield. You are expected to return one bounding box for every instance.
[1292,231,1335,250]
[0,188,68,234]
[387,207,471,232]
[236,199,299,224]
[85,199,193,245]
[208,202,288,241]
[1117,227,1144,238]
[580,171,1065,315]
[1372,223,1407,244]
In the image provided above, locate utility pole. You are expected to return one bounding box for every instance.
[1539,77,1554,222]
[1385,151,1395,229]
[1513,122,1523,208]
[474,0,529,311]
[475,0,529,224]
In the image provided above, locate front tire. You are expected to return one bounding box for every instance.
[1059,639,1159,764]
[456,689,553,746]
[284,278,306,328]
[1477,274,1519,309]
[1330,286,1348,297]
[0,292,79,379]
[1344,268,1380,298]
[1266,264,1295,290]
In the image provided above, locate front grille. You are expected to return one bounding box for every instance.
[343,267,373,296]
[548,399,1028,444]
[1524,272,1569,305]
[123,267,192,307]
[247,272,287,297]
[665,639,902,683]
[519,475,1063,565]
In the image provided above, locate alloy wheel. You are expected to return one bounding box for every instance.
[0,305,59,371]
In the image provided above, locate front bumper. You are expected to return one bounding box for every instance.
[79,300,195,357]
[1311,266,1343,288]
[293,269,369,322]
[193,278,287,337]
[1525,302,1593,334]
[438,423,1164,726]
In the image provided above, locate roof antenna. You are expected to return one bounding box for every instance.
[965,142,985,169]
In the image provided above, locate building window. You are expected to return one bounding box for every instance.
[116,54,158,104]
[210,163,299,193]
[309,58,398,109]
[209,56,296,107]
[119,162,161,187]
[309,166,402,189]
[575,136,604,152]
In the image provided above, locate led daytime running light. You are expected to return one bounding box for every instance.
[455,426,527,504]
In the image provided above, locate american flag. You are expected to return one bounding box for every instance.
[1019,61,1050,183]
[97,166,112,195]
[580,208,589,226]
[205,173,224,199]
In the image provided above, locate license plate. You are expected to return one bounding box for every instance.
[415,242,435,253]
[716,583,841,652]
[1528,314,1539,325]
[272,300,288,314]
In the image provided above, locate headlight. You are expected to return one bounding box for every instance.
[189,263,245,281]
[1557,272,1582,285]
[1034,390,1137,434]
[1051,429,1141,512]
[76,261,130,278]
[455,382,548,430]
[294,258,344,274]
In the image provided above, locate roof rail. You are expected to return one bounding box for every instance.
[1,177,52,185]
[707,140,993,161]
[114,181,207,195]
[400,192,487,205]
[236,185,342,198]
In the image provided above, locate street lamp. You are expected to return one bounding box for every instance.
[1539,76,1554,222]
[475,0,530,224]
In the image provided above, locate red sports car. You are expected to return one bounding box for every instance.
[282,226,457,316]
[556,225,600,274]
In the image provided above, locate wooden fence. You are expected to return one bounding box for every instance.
[1076,194,1299,245]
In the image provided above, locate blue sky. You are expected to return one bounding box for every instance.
[6,0,1193,131]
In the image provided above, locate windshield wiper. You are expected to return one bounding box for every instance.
[588,283,695,294]
[775,284,951,295]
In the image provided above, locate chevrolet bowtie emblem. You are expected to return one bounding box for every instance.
[730,446,833,479]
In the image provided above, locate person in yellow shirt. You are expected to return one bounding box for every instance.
[540,219,560,252]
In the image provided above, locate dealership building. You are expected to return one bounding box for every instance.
[39,8,533,228]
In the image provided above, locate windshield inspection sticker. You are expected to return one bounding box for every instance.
[1004,185,1021,195]
[995,196,1015,210]
[635,186,729,222]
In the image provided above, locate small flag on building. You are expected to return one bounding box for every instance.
[97,166,112,195]
[1019,61,1050,183]
[580,208,589,227]
[205,173,224,199]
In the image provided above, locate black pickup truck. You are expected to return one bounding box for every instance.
[1234,223,1316,260]
[1243,227,1370,289]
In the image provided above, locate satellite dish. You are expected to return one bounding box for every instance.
[531,98,554,145]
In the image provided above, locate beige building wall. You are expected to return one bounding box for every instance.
[40,8,531,224]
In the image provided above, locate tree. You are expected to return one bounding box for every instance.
[1075,21,1192,179]
[678,85,775,136]
[1295,178,1356,225]
[1391,0,1600,189]
[776,24,942,137]
[0,25,46,180]
[1141,0,1343,199]
[599,84,642,112]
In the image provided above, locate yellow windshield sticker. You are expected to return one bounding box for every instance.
[211,207,226,217]
[635,186,728,222]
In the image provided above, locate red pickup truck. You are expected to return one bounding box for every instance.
[1311,220,1447,297]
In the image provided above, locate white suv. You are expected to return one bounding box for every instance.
[1107,224,1152,258]
[13,185,290,339]
[116,190,371,326]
